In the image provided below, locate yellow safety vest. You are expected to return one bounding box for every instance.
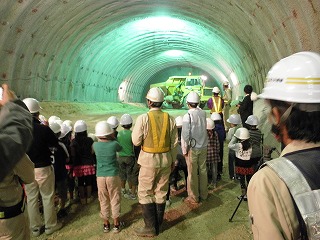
[210,96,222,114]
[142,111,170,153]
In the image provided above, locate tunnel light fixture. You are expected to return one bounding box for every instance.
[201,75,208,81]
[133,16,186,31]
[164,50,184,57]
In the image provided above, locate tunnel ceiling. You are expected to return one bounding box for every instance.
[0,0,319,102]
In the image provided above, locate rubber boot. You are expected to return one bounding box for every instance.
[135,203,157,237]
[156,203,166,235]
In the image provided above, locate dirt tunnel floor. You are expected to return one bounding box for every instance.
[30,102,253,240]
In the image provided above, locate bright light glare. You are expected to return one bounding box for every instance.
[133,16,187,31]
[230,72,238,86]
[164,50,184,57]
[201,75,208,81]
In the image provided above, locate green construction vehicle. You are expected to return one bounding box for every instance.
[150,75,213,109]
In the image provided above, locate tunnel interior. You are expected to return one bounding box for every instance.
[0,1,319,103]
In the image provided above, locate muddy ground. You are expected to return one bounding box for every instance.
[30,102,253,240]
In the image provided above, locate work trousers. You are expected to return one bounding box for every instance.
[138,165,171,204]
[25,165,57,229]
[0,211,30,240]
[97,176,121,220]
[186,148,208,202]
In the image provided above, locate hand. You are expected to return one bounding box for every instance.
[0,84,17,106]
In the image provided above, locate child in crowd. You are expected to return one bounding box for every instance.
[166,116,188,206]
[245,115,263,171]
[60,122,76,204]
[210,113,226,181]
[226,114,242,180]
[117,114,138,200]
[206,118,220,189]
[228,127,253,200]
[107,116,120,138]
[49,122,69,218]
[93,121,122,233]
[70,120,96,205]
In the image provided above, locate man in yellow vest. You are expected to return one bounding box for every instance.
[207,87,225,118]
[132,87,178,237]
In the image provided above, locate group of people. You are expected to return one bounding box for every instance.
[1,51,320,240]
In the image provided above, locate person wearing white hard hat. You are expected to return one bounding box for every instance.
[0,84,34,240]
[181,91,208,204]
[245,115,263,171]
[117,114,138,200]
[59,123,75,204]
[207,86,225,118]
[132,87,178,237]
[107,116,119,138]
[93,121,123,233]
[211,112,226,181]
[226,114,242,180]
[49,122,69,218]
[23,97,62,236]
[248,52,320,240]
[222,81,232,131]
[70,120,96,205]
[206,118,220,189]
[228,127,253,201]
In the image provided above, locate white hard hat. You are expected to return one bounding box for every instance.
[49,122,61,134]
[146,87,164,102]
[119,114,133,125]
[74,120,87,133]
[245,115,259,126]
[48,116,61,125]
[107,116,119,129]
[227,114,242,125]
[251,92,258,101]
[95,121,113,137]
[234,127,250,140]
[212,87,220,93]
[55,119,63,126]
[211,112,222,121]
[186,91,200,103]
[63,120,73,129]
[175,116,183,127]
[60,123,72,138]
[223,81,229,86]
[206,118,215,130]
[259,51,320,103]
[23,98,42,113]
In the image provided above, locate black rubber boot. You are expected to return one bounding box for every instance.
[156,203,166,235]
[135,203,157,237]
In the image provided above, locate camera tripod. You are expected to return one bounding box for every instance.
[229,194,246,222]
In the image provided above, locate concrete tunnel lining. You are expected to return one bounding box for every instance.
[0,0,319,103]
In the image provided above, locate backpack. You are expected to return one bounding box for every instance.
[266,157,320,240]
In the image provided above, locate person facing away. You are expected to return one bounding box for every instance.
[93,121,123,234]
[237,84,253,129]
[210,113,226,181]
[22,97,62,237]
[49,122,69,218]
[206,118,220,189]
[222,81,232,131]
[181,91,208,204]
[247,51,320,240]
[0,84,34,240]
[207,87,225,118]
[132,87,178,237]
[245,115,263,171]
[226,114,242,180]
[70,120,96,205]
[117,113,138,200]
[228,127,253,200]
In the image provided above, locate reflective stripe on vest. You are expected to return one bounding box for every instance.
[211,97,222,113]
[142,111,170,153]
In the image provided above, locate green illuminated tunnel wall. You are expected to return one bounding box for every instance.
[0,1,319,103]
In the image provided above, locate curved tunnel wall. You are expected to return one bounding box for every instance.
[0,1,319,103]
